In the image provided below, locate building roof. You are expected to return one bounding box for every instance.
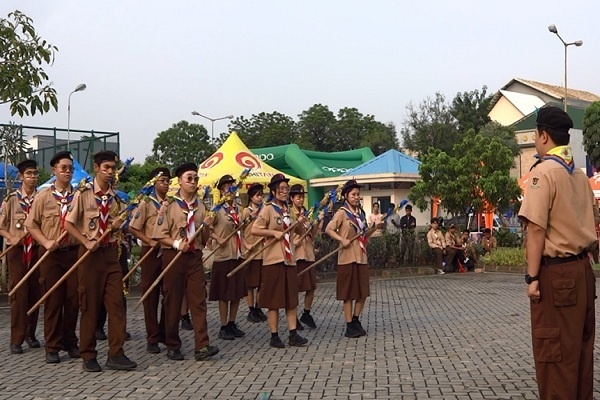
[512,102,586,131]
[499,90,545,115]
[341,149,420,176]
[512,78,600,103]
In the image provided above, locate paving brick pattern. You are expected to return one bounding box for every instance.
[0,273,599,399]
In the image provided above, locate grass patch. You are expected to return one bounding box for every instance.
[481,247,526,267]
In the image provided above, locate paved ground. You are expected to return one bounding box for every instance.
[0,273,599,399]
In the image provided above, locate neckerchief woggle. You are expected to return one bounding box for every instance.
[174,191,198,251]
[270,202,292,264]
[51,184,74,244]
[17,190,35,267]
[340,202,367,254]
[223,202,242,258]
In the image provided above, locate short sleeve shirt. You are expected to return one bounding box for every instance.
[0,189,36,244]
[326,208,368,265]
[253,203,297,266]
[129,197,162,246]
[211,203,242,262]
[25,186,78,246]
[242,206,262,260]
[152,196,207,250]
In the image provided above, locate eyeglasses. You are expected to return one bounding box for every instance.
[277,187,290,193]
[56,165,74,172]
[184,176,200,183]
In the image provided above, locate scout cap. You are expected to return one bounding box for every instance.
[174,162,198,178]
[93,150,118,165]
[17,159,37,173]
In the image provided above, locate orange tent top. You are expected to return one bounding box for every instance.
[589,174,600,199]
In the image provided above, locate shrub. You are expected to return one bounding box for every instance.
[480,247,526,267]
[495,228,522,248]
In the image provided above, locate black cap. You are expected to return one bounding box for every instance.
[174,162,198,178]
[17,159,37,174]
[50,151,73,167]
[289,184,306,196]
[247,183,264,198]
[536,107,573,132]
[149,167,171,181]
[93,150,118,165]
[217,174,235,189]
[268,173,290,190]
[341,179,361,196]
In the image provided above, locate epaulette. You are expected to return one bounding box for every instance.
[3,191,16,202]
[78,181,92,193]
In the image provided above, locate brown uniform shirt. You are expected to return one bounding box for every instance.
[24,186,78,246]
[427,229,445,249]
[242,205,262,260]
[481,236,497,251]
[253,203,298,266]
[128,195,163,246]
[327,208,368,265]
[0,189,37,245]
[291,207,316,262]
[445,231,458,248]
[211,203,242,262]
[519,158,598,257]
[65,179,122,243]
[152,195,207,250]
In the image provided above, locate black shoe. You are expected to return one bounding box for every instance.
[256,308,268,322]
[353,319,367,337]
[228,323,245,338]
[289,332,308,347]
[300,312,317,329]
[9,343,23,354]
[295,318,304,331]
[95,329,107,341]
[194,345,219,361]
[344,322,361,338]
[66,346,81,359]
[83,358,102,372]
[181,314,193,331]
[147,343,161,354]
[270,336,285,349]
[125,331,132,341]
[247,309,261,323]
[167,349,184,360]
[25,337,40,348]
[218,326,234,340]
[105,354,137,370]
[45,352,60,364]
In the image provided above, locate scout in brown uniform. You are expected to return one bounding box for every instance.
[290,184,322,330]
[152,162,219,361]
[242,183,267,323]
[481,228,497,254]
[209,174,246,340]
[0,159,41,354]
[24,151,80,363]
[252,174,308,349]
[128,167,170,353]
[426,218,446,274]
[443,224,459,271]
[325,179,375,339]
[519,107,599,400]
[65,151,137,372]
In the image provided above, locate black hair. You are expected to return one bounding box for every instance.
[430,217,438,224]
[483,228,492,234]
[536,125,570,146]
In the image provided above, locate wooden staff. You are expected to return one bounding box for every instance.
[122,245,159,283]
[136,224,207,309]
[201,217,251,263]
[28,229,113,316]
[227,221,299,278]
[9,231,68,297]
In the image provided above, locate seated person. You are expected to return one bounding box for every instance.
[481,228,497,254]
[443,224,461,272]
[458,230,477,271]
[426,218,446,275]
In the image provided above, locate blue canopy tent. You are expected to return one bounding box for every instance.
[0,162,20,190]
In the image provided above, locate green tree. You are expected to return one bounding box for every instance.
[147,121,214,169]
[583,101,600,169]
[450,86,492,133]
[297,104,338,151]
[0,123,28,166]
[478,121,520,157]
[409,130,520,220]
[117,161,161,194]
[359,121,399,156]
[229,111,297,148]
[0,10,59,116]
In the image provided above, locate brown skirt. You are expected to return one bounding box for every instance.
[209,259,246,302]
[258,262,299,310]
[244,259,262,289]
[336,263,370,301]
[296,259,317,292]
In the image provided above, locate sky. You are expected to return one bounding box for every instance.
[1,0,599,164]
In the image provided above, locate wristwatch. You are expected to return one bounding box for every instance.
[525,274,539,284]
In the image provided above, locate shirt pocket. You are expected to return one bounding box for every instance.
[551,279,576,307]
[12,212,26,229]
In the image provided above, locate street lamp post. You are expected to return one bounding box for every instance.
[548,24,583,112]
[191,111,234,140]
[67,83,87,149]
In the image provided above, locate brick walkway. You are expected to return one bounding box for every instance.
[0,273,599,399]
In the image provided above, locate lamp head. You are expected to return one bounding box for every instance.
[548,24,558,34]
[226,115,234,119]
[191,111,200,116]
[574,40,583,46]
[74,83,87,92]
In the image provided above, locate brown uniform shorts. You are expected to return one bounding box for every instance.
[296,259,317,292]
[209,259,245,302]
[336,263,370,301]
[258,262,299,310]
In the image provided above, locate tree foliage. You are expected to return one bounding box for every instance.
[117,161,161,194]
[450,86,492,133]
[583,101,600,169]
[146,121,215,169]
[408,130,520,218]
[478,121,520,157]
[0,10,59,116]
[229,111,297,148]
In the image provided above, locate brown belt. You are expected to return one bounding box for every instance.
[542,251,588,266]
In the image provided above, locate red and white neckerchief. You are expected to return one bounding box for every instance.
[271,202,292,263]
[17,190,35,267]
[94,189,114,245]
[341,203,367,254]
[51,184,73,244]
[224,202,242,258]
[175,192,198,251]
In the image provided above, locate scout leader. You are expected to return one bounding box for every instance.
[128,167,171,354]
[25,151,80,364]
[152,162,219,362]
[0,159,42,354]
[242,183,267,323]
[251,174,308,349]
[209,174,246,341]
[289,184,323,330]
[326,179,378,339]
[64,150,137,372]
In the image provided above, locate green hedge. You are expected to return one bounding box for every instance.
[480,247,526,267]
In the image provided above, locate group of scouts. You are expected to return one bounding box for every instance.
[1,149,379,372]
